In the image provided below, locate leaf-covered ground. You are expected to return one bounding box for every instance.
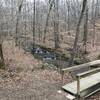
[0,40,99,100]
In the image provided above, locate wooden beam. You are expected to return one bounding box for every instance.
[62,72,100,97]
[62,60,100,73]
[76,67,100,78]
[77,76,80,96]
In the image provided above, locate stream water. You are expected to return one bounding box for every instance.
[31,46,90,74]
[32,47,69,69]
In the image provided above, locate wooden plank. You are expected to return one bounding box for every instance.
[62,60,100,73]
[66,94,75,100]
[76,67,100,78]
[62,72,100,96]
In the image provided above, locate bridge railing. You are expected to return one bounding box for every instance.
[61,60,100,74]
[61,60,100,96]
[76,67,100,96]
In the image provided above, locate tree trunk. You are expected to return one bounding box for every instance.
[83,7,88,53]
[15,0,23,46]
[0,43,4,67]
[54,0,60,49]
[43,0,54,43]
[68,0,87,66]
[33,0,36,48]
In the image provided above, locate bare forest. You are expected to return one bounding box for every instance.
[0,0,100,100]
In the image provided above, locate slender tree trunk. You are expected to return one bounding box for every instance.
[0,43,4,67]
[68,0,87,66]
[0,29,4,68]
[92,0,98,47]
[83,7,88,53]
[33,0,36,48]
[15,0,23,46]
[43,0,54,43]
[66,0,70,35]
[54,0,60,49]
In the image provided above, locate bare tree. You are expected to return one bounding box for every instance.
[54,0,60,48]
[15,0,24,46]
[0,1,5,67]
[66,0,71,35]
[32,0,36,47]
[68,0,87,66]
[92,0,98,47]
[83,6,88,53]
[43,0,54,43]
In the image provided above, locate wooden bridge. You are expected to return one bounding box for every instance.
[61,60,100,99]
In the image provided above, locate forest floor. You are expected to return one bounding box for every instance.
[0,40,100,100]
[0,40,72,100]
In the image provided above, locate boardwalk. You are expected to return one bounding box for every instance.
[62,71,100,97]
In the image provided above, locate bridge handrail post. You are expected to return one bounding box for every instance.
[77,76,80,96]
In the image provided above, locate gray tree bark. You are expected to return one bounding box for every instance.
[68,0,87,66]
